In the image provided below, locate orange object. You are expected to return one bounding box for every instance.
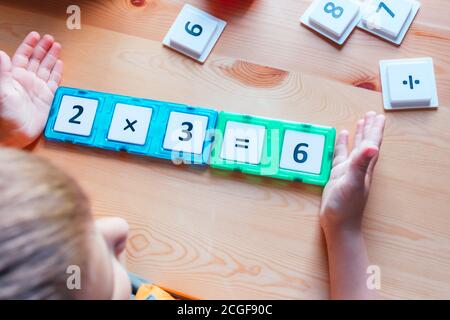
[135,284,176,300]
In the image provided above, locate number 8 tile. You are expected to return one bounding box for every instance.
[301,0,362,45]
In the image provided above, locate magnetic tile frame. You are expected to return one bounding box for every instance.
[45,87,336,186]
[45,87,217,165]
[210,112,336,186]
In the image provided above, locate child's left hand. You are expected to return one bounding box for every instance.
[0,31,63,148]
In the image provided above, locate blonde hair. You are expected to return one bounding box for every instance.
[0,148,92,299]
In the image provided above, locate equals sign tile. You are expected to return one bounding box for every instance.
[235,138,250,149]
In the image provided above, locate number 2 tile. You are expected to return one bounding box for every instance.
[53,95,98,136]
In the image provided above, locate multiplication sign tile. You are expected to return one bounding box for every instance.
[107,103,153,145]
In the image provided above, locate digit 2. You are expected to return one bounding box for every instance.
[68,105,84,124]
[179,121,193,141]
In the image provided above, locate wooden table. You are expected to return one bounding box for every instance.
[1,0,449,299]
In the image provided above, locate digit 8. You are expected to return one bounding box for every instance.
[324,2,344,19]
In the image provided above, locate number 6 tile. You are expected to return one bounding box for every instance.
[280,130,325,175]
[163,4,227,63]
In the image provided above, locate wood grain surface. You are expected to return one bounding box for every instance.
[0,0,449,299]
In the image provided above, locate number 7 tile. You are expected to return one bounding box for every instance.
[358,0,420,45]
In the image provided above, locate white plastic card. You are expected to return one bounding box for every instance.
[163,112,209,154]
[379,57,438,110]
[53,95,98,136]
[107,104,153,145]
[163,4,227,63]
[358,0,420,45]
[300,0,362,45]
[280,130,325,175]
[220,121,266,165]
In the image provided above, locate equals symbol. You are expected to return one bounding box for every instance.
[235,138,249,149]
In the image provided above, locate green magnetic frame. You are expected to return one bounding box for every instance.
[209,112,336,186]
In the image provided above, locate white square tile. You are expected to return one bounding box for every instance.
[163,4,227,63]
[301,0,361,45]
[107,103,153,145]
[163,112,208,154]
[220,121,266,165]
[358,0,420,45]
[280,130,325,175]
[380,57,439,110]
[53,95,98,136]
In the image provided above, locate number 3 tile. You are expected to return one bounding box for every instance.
[163,111,209,155]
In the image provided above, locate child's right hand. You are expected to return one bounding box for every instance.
[320,112,386,234]
[0,31,63,148]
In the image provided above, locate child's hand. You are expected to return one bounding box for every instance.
[320,111,386,234]
[0,31,63,148]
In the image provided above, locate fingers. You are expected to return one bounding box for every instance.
[47,60,63,93]
[363,111,376,139]
[333,130,349,167]
[354,118,364,148]
[0,51,12,73]
[27,34,55,73]
[12,31,41,68]
[366,153,380,186]
[349,146,379,184]
[37,42,61,82]
[367,114,386,148]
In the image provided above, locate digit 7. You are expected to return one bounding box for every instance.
[376,1,395,18]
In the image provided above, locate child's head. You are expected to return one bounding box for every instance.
[0,148,131,299]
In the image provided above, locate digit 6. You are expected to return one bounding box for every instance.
[185,21,203,37]
[293,143,309,164]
